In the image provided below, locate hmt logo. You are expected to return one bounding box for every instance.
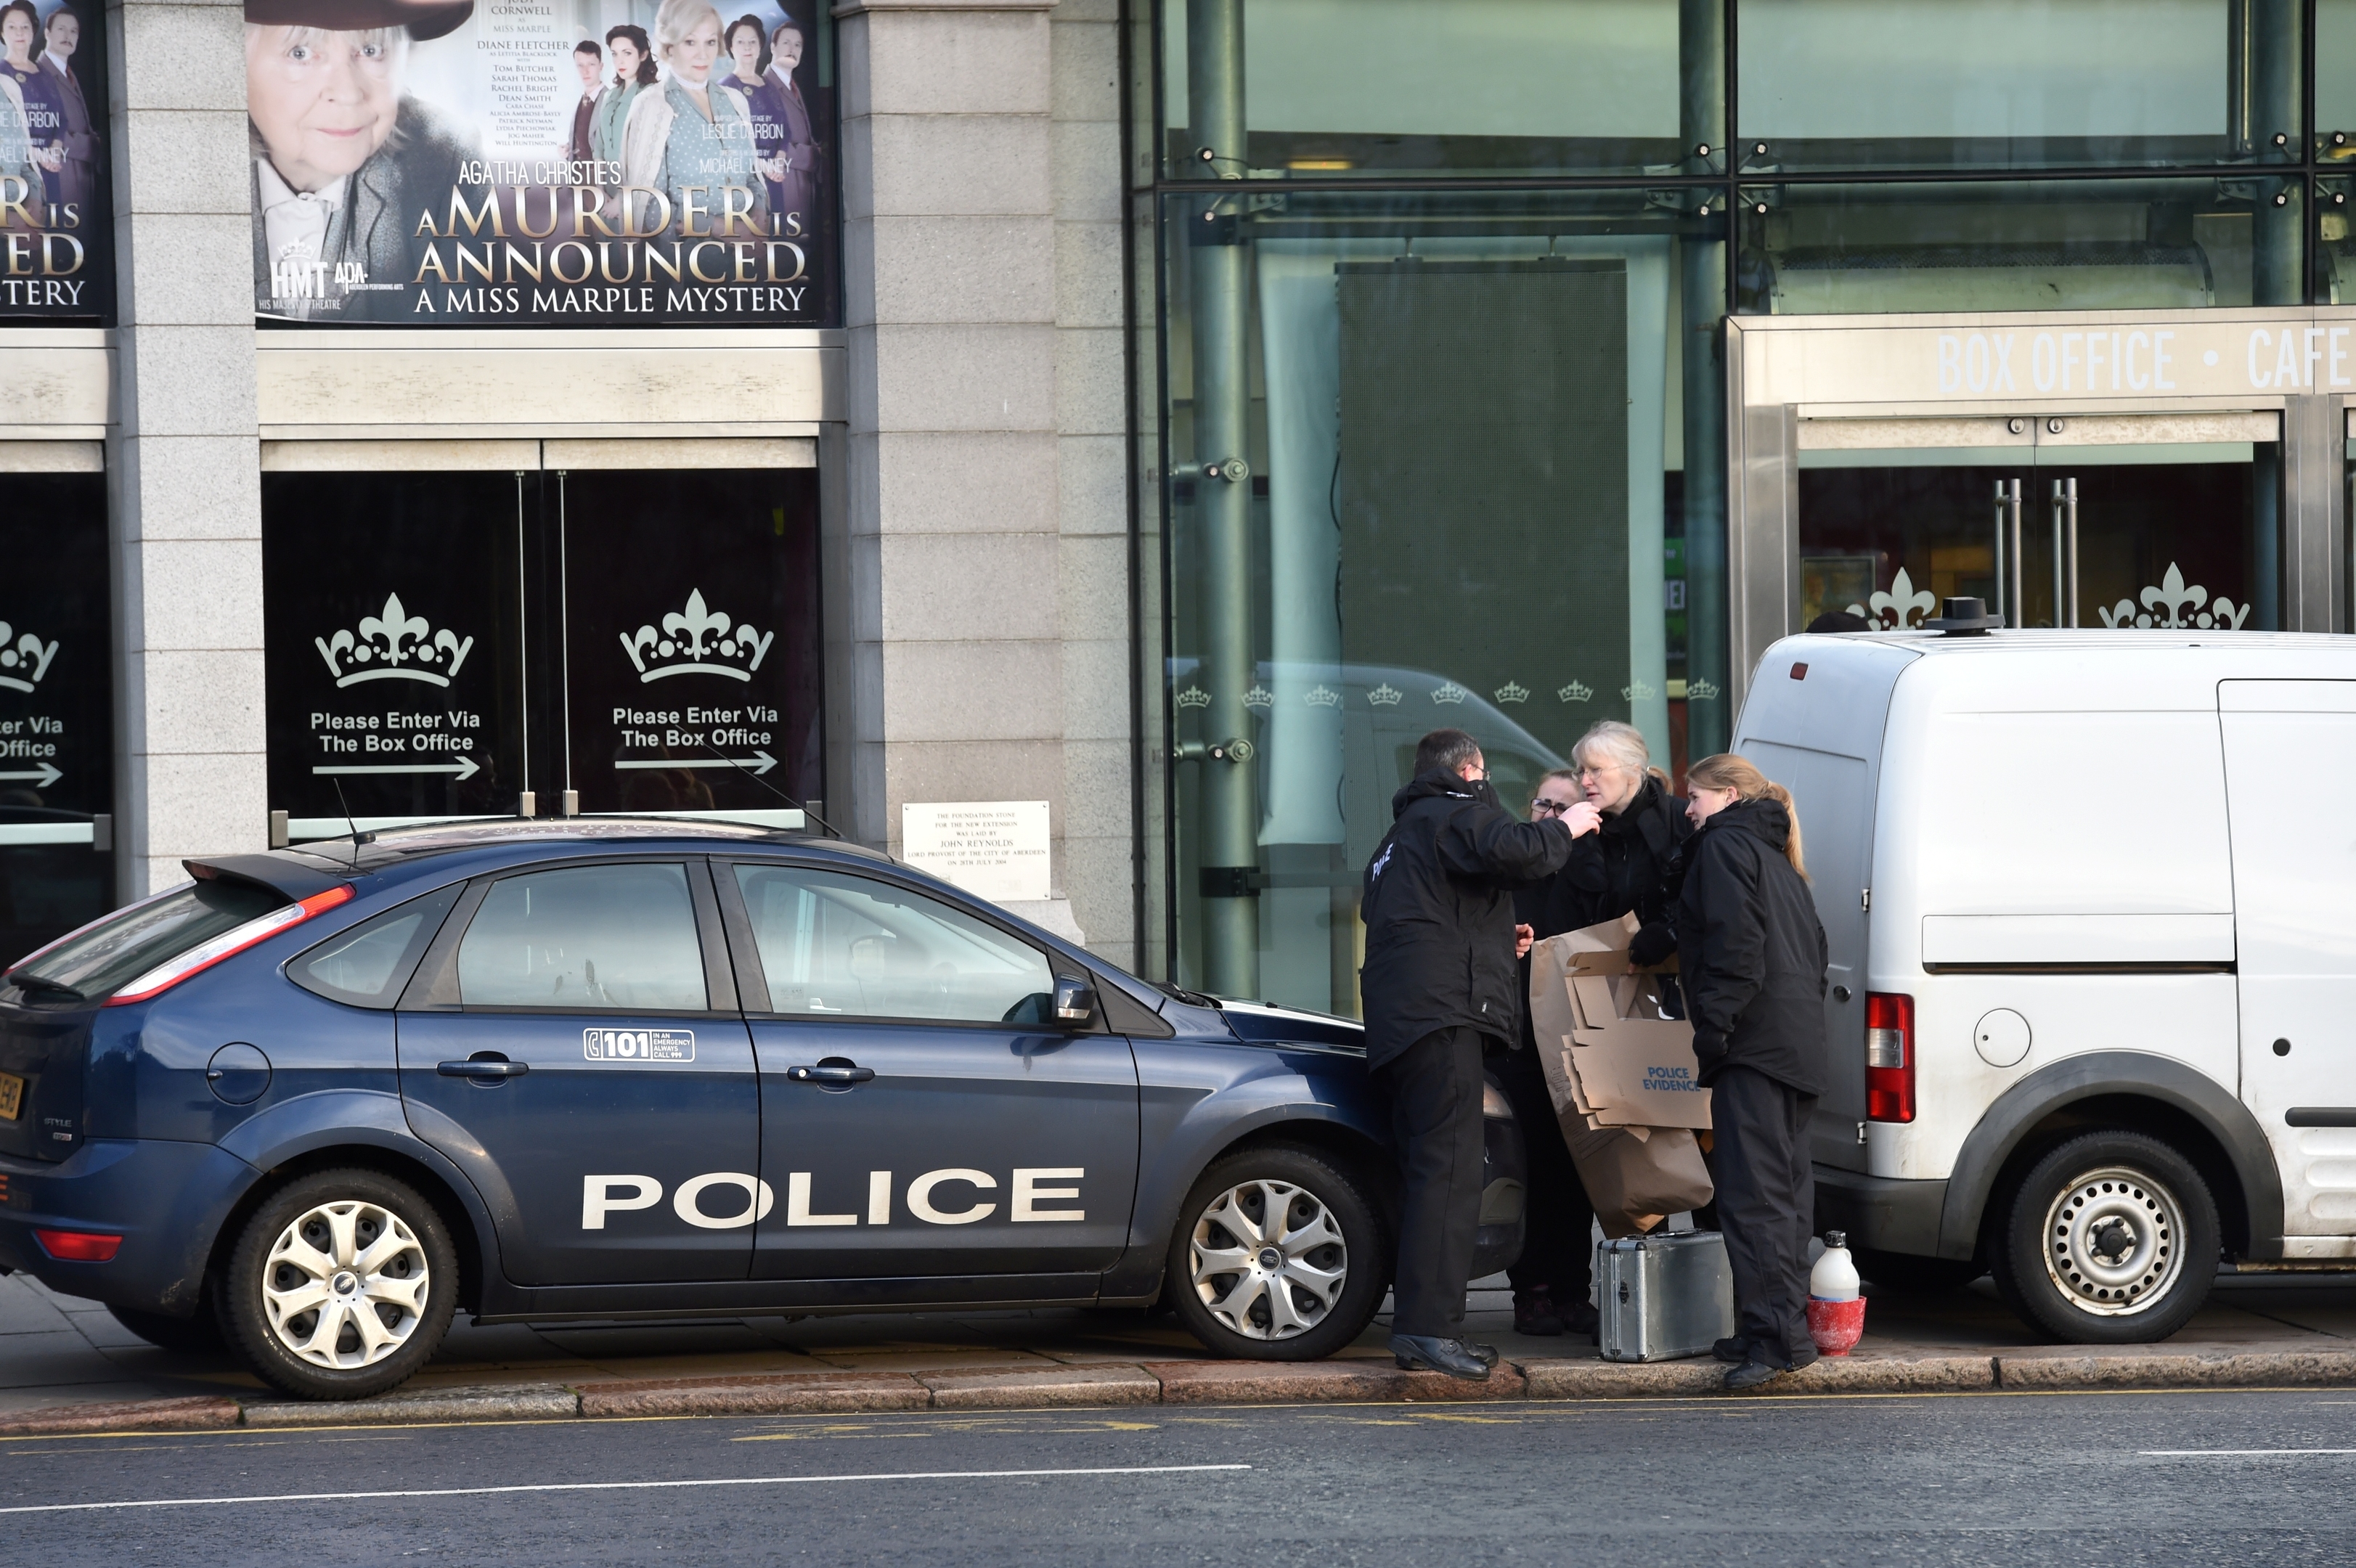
[619,589,775,684]
[315,593,475,688]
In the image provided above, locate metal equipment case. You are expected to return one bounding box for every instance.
[1596,1230,1737,1363]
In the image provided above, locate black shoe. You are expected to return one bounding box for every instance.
[1467,1341,1501,1369]
[1390,1334,1493,1381]
[1723,1357,1784,1391]
[1563,1300,1599,1342]
[1513,1289,1565,1337]
[1788,1345,1821,1373]
[1711,1336,1752,1364]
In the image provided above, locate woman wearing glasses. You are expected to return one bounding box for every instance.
[1500,719,1694,1339]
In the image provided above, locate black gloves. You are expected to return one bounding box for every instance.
[1629,922,1676,968]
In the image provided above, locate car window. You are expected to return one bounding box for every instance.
[457,862,707,1011]
[733,864,1055,1025]
[7,879,285,1001]
[290,885,462,1009]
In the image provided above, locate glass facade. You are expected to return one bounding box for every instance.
[1135,0,2356,1001]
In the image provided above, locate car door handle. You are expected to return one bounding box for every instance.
[438,1059,529,1079]
[786,1063,874,1085]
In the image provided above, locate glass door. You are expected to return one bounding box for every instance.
[262,446,826,846]
[1798,413,2282,634]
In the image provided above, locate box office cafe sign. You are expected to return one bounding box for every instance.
[1909,320,2356,399]
[244,0,828,325]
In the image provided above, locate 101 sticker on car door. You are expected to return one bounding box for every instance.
[584,1029,695,1061]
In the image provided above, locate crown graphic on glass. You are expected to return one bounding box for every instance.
[0,622,59,695]
[315,595,474,688]
[620,590,775,684]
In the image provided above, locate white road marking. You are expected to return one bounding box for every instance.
[2148,1440,2356,1450]
[0,1462,1250,1516]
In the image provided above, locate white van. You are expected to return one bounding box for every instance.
[1733,626,2356,1343]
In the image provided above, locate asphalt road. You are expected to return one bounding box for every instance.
[0,1389,2349,1566]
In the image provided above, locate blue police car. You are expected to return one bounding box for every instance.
[0,821,1526,1400]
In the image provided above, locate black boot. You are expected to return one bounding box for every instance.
[1513,1287,1565,1336]
[1390,1334,1493,1380]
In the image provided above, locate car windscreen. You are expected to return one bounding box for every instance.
[7,880,286,1000]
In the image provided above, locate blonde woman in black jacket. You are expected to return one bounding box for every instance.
[1673,754,1829,1390]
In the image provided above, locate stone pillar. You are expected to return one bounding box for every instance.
[1049,0,1133,968]
[836,0,1095,944]
[105,0,265,897]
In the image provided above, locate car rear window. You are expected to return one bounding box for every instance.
[288,884,463,1009]
[8,880,285,1001]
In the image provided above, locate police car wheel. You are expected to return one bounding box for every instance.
[1989,1131,2220,1344]
[1165,1146,1387,1362]
[219,1168,460,1400]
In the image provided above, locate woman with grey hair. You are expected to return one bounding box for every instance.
[1499,719,1694,1338]
[619,0,769,240]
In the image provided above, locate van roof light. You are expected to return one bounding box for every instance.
[1924,596,2005,636]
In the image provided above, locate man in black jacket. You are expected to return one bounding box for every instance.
[1670,764,1829,1389]
[1361,728,1596,1379]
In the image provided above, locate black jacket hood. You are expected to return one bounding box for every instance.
[1392,768,1487,818]
[1705,795,1791,855]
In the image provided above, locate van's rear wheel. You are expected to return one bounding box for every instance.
[217,1168,457,1400]
[1989,1131,2218,1344]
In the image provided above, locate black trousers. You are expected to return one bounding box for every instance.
[1489,1041,1594,1303]
[1376,1025,1490,1339]
[1705,1064,1819,1367]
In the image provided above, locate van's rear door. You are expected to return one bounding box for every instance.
[1738,642,1909,1172]
[2220,679,2356,1236]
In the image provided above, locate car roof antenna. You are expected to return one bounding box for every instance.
[692,734,844,839]
[329,776,366,870]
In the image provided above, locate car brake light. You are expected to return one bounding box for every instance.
[104,885,354,1007]
[1865,992,1915,1123]
[34,1229,121,1262]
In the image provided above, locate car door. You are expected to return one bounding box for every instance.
[2221,679,2356,1236]
[714,858,1141,1283]
[395,856,762,1283]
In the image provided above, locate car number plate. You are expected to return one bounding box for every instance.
[0,1073,25,1121]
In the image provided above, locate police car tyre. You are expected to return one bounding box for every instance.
[108,1301,224,1355]
[1164,1146,1387,1362]
[218,1168,460,1400]
[1989,1130,2219,1344]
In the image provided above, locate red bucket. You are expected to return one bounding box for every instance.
[1806,1295,1867,1357]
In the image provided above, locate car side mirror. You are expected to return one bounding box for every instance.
[1052,976,1097,1026]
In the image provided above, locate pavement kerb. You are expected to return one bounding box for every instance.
[12,1345,2356,1435]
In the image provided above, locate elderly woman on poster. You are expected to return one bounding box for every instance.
[620,0,769,241]
[242,0,476,321]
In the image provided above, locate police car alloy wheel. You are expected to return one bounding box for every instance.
[1164,1146,1387,1363]
[1989,1131,2220,1345]
[219,1168,460,1400]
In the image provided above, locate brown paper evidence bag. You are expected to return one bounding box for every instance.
[1526,913,1716,1238]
